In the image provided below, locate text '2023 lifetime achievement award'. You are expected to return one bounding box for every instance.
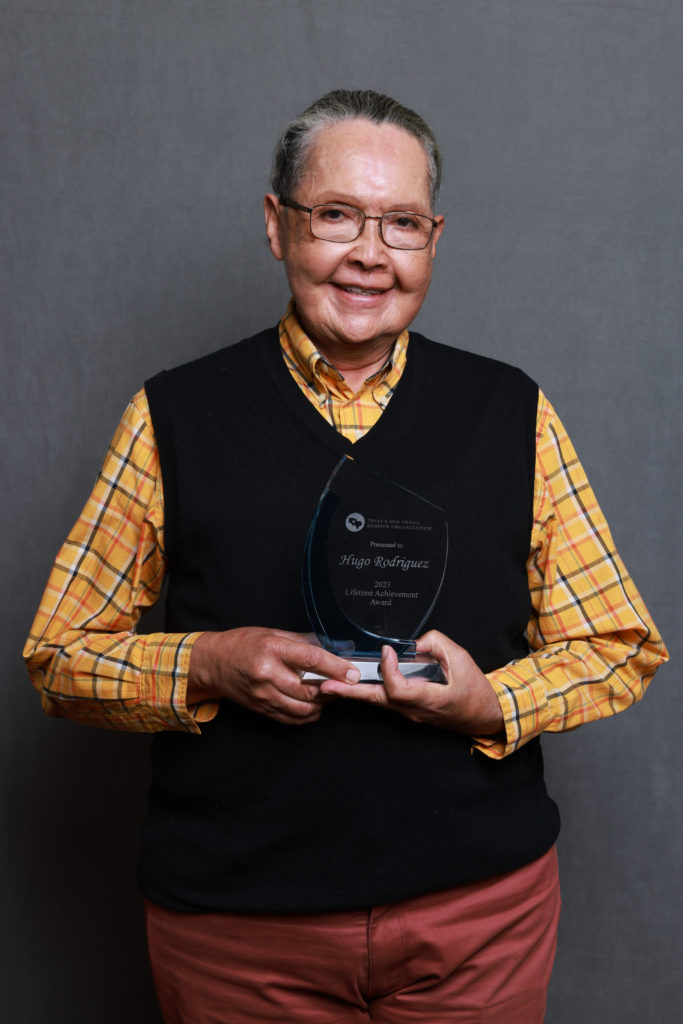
[302,456,449,684]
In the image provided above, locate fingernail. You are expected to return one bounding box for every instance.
[346,668,361,682]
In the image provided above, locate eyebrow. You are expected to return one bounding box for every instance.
[311,193,433,214]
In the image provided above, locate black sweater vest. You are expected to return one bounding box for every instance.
[141,328,560,913]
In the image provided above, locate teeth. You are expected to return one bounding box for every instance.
[341,286,382,295]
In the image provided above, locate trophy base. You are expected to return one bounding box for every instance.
[304,653,446,685]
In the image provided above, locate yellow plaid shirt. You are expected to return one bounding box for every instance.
[23,307,668,757]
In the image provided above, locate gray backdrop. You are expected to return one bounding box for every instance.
[3,2,681,1021]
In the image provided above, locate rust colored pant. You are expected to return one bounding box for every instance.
[146,846,560,1024]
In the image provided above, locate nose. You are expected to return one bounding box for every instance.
[348,215,388,266]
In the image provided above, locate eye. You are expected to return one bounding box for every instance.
[318,204,356,223]
[387,213,422,232]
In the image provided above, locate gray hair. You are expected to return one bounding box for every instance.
[271,89,442,210]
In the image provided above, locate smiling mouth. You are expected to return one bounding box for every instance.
[336,285,386,295]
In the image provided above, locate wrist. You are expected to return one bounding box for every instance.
[449,671,504,735]
[187,631,223,706]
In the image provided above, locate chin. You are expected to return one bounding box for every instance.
[329,316,399,349]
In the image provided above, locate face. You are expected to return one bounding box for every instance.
[264,119,444,368]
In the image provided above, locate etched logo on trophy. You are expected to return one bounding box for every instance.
[345,513,365,532]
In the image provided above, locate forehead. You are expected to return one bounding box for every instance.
[297,119,432,210]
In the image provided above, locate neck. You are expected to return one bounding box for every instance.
[317,341,396,394]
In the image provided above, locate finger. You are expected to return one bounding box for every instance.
[379,644,405,692]
[414,633,454,680]
[295,645,361,683]
[272,629,320,645]
[271,705,323,725]
[379,646,426,701]
[259,658,337,706]
[291,675,336,705]
[262,688,324,724]
[414,629,446,656]
[319,678,389,706]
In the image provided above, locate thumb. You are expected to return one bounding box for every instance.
[415,629,449,658]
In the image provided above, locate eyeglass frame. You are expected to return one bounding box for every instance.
[278,197,439,251]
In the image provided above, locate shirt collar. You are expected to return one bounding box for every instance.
[278,300,409,403]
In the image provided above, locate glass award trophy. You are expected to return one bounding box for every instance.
[302,456,449,684]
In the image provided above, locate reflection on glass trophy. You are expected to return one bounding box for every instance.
[302,456,449,684]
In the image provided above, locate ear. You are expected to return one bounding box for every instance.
[264,194,285,261]
[429,215,445,259]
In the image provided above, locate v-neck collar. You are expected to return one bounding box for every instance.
[258,327,428,463]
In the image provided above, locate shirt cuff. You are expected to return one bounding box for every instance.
[470,667,543,760]
[139,632,219,732]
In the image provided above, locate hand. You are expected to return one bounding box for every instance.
[187,627,361,726]
[319,630,505,736]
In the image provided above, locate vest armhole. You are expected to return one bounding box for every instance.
[144,372,178,567]
[525,379,540,545]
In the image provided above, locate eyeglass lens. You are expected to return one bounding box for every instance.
[310,204,433,250]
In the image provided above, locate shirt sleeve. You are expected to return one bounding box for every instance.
[22,390,219,733]
[474,391,668,759]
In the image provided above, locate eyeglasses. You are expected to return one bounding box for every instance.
[279,198,438,251]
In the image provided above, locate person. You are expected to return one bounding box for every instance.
[24,89,667,1024]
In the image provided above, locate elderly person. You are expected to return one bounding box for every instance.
[24,90,667,1024]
